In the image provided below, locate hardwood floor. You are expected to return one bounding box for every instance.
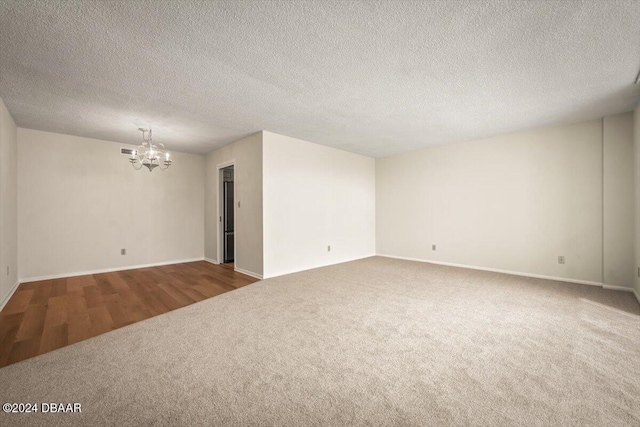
[0,261,258,368]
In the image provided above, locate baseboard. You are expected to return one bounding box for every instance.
[634,290,640,305]
[262,254,377,280]
[0,280,20,312]
[20,258,205,283]
[602,284,635,292]
[234,267,263,280]
[207,258,260,278]
[377,254,605,288]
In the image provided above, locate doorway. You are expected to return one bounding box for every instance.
[220,165,234,263]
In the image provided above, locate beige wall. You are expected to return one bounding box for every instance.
[603,112,634,289]
[635,107,640,296]
[262,131,376,278]
[18,129,205,280]
[204,132,263,277]
[4,109,636,291]
[0,97,18,306]
[377,119,615,285]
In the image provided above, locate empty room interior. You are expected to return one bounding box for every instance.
[1,1,640,425]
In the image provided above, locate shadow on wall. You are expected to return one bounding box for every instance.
[558,86,640,123]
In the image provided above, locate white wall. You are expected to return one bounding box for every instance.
[262,131,375,278]
[0,97,18,305]
[205,132,263,277]
[377,119,607,284]
[603,112,634,289]
[18,129,204,281]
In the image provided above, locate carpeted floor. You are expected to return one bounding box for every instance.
[1,256,639,426]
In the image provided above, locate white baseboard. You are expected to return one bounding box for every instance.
[263,254,377,280]
[377,254,606,288]
[205,258,261,279]
[602,284,635,292]
[19,258,205,283]
[0,280,20,312]
[234,267,263,280]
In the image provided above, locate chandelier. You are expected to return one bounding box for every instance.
[129,127,172,171]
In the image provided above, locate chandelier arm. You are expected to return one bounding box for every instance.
[158,156,171,171]
[130,157,144,170]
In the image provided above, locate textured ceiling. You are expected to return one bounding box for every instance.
[1,1,639,157]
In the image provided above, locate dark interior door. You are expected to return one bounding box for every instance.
[223,181,234,263]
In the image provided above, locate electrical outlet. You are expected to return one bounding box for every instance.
[432,245,436,251]
[121,249,126,255]
[327,245,331,252]
[558,256,565,264]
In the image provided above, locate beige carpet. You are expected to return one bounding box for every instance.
[1,256,639,426]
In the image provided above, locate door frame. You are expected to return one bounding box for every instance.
[217,160,236,265]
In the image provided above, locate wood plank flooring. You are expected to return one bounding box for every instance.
[0,261,258,368]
